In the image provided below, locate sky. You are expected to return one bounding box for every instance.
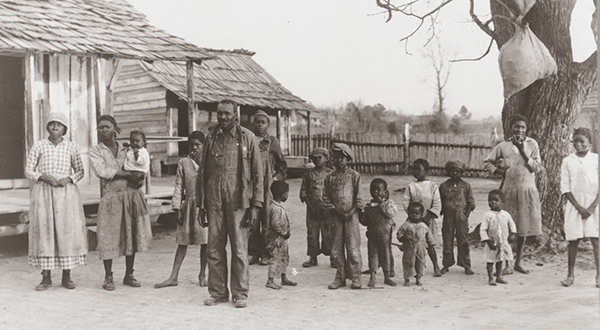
[128,0,596,119]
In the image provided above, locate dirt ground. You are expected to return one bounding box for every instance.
[0,174,598,330]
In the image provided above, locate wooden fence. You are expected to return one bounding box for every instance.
[290,131,500,177]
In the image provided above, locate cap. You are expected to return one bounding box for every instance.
[331,143,353,161]
[310,147,329,158]
[254,110,270,123]
[445,160,466,172]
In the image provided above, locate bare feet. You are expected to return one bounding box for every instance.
[154,278,178,289]
[384,278,396,287]
[440,267,449,274]
[488,279,497,286]
[403,279,410,287]
[389,270,395,278]
[561,275,574,287]
[415,277,422,286]
[502,267,513,276]
[464,267,475,275]
[496,277,508,284]
[198,275,208,287]
[281,275,297,286]
[514,264,530,274]
[367,276,376,288]
[266,281,282,290]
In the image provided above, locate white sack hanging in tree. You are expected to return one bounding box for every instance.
[509,0,536,17]
[498,24,557,99]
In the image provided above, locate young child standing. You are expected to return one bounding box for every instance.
[155,131,208,289]
[300,147,333,268]
[323,143,363,289]
[360,178,397,287]
[439,160,476,275]
[480,190,517,286]
[560,128,599,288]
[403,159,442,277]
[397,202,435,286]
[124,130,150,189]
[265,181,297,290]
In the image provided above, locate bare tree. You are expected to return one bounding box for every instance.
[375,0,597,246]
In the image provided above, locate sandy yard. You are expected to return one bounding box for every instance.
[0,174,598,330]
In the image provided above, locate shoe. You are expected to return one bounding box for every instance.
[248,255,258,265]
[36,271,52,291]
[102,275,115,291]
[233,298,247,308]
[61,270,76,289]
[123,272,141,287]
[328,281,345,290]
[204,296,229,306]
[350,281,362,289]
[259,258,270,266]
[302,258,318,268]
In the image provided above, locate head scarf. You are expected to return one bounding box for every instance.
[97,114,121,134]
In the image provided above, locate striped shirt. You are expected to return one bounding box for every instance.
[24,138,84,183]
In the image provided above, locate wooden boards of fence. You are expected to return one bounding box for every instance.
[290,132,499,177]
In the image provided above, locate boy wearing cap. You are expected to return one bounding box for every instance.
[300,147,333,268]
[438,160,476,275]
[323,143,363,289]
[250,110,287,265]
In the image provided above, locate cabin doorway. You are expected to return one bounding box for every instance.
[0,55,25,180]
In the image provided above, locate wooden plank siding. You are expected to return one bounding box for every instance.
[112,60,169,162]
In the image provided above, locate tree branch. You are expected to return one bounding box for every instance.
[469,0,496,39]
[450,37,494,63]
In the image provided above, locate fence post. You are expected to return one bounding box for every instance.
[404,123,410,172]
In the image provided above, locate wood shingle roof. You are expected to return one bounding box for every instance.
[0,0,212,61]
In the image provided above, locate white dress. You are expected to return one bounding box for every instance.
[560,152,599,241]
[480,210,517,263]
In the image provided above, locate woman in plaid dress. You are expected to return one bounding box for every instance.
[25,112,88,291]
[90,115,152,291]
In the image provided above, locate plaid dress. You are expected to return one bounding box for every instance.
[25,138,88,270]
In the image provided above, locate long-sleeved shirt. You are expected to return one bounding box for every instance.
[25,138,84,183]
[403,180,441,218]
[89,141,129,195]
[196,123,264,210]
[483,137,543,175]
[265,200,290,250]
[299,166,333,210]
[438,179,476,216]
[258,133,287,181]
[322,167,362,213]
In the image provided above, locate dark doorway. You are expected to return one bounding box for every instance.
[0,55,25,180]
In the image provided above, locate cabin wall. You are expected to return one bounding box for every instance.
[23,53,114,187]
[112,60,168,162]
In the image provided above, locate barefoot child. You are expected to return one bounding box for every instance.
[397,202,435,286]
[560,128,600,288]
[359,178,397,287]
[265,181,297,289]
[155,131,208,289]
[403,159,443,277]
[480,190,516,286]
[323,143,363,289]
[300,147,333,268]
[123,130,150,189]
[439,160,476,275]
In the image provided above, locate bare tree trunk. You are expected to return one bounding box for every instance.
[491,0,597,246]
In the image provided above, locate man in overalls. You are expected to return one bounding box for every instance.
[197,99,264,308]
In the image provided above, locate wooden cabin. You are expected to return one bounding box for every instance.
[112,49,316,175]
[0,0,212,233]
